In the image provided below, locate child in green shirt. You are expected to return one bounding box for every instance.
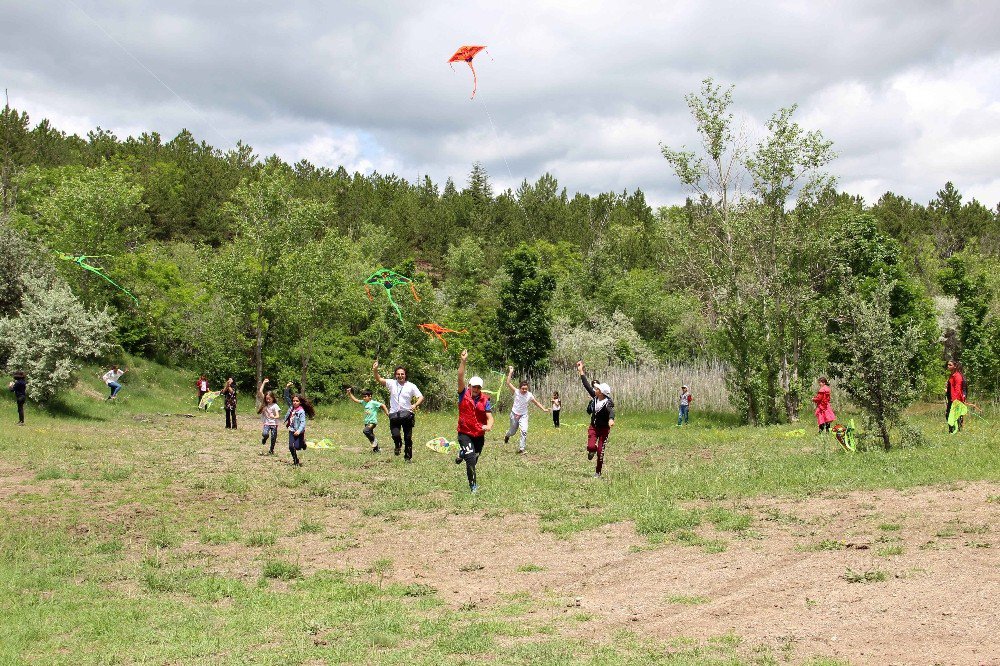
[346,387,390,452]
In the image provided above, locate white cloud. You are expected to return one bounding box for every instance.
[1,0,999,207]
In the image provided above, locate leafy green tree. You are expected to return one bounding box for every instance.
[832,280,923,450]
[492,244,556,371]
[939,254,1000,396]
[661,79,836,423]
[216,167,323,385]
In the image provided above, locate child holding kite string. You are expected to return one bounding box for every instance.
[577,361,614,478]
[101,365,126,400]
[346,387,390,453]
[503,366,549,453]
[257,379,280,454]
[455,350,494,493]
[286,394,315,466]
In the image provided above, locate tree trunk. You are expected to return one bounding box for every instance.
[879,421,891,451]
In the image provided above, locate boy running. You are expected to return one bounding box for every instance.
[346,387,390,452]
[455,350,494,493]
[503,366,549,453]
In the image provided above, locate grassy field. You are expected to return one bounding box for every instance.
[1,358,997,665]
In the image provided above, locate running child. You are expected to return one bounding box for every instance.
[285,393,315,466]
[101,365,127,399]
[551,391,561,428]
[346,387,390,452]
[196,375,209,402]
[503,366,549,453]
[811,377,836,434]
[257,378,280,454]
[455,350,494,493]
[577,361,615,478]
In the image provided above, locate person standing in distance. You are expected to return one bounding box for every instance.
[373,360,424,462]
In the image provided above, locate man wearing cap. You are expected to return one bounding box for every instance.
[576,361,615,478]
[678,385,693,426]
[455,350,494,493]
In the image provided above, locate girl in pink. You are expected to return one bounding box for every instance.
[811,377,835,434]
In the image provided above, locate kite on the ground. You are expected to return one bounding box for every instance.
[947,400,968,431]
[426,436,459,454]
[199,390,222,411]
[306,438,335,449]
[364,268,421,323]
[833,421,857,452]
[784,428,806,438]
[447,45,488,99]
[418,323,468,349]
[56,252,139,306]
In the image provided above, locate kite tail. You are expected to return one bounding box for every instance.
[87,267,139,306]
[409,283,421,302]
[365,285,374,302]
[440,335,448,350]
[467,61,478,99]
[386,292,404,323]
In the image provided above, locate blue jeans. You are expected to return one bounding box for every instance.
[108,381,122,398]
[678,404,689,425]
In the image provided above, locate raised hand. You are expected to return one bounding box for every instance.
[460,349,468,361]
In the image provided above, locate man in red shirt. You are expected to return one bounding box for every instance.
[946,360,967,433]
[455,349,494,493]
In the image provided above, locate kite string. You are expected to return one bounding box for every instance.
[477,92,513,183]
[62,0,233,147]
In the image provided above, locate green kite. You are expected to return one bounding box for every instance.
[56,252,139,306]
[364,268,420,323]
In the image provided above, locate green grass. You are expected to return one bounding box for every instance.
[0,357,997,664]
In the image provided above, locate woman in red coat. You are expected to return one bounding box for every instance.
[811,377,836,434]
[946,360,966,433]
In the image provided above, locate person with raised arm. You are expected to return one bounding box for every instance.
[455,349,494,493]
[577,361,615,478]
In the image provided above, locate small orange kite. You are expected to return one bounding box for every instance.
[447,45,488,99]
[418,323,468,349]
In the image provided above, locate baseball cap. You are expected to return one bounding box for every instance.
[596,383,612,395]
[468,376,484,387]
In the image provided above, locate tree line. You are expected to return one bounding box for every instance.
[2,79,999,446]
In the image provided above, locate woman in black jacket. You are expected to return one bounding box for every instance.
[8,371,27,425]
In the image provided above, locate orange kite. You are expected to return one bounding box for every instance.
[418,323,468,349]
[447,45,487,99]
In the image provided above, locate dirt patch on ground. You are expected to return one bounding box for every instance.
[3,443,998,665]
[290,482,1000,666]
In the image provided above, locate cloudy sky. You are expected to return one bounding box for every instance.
[3,1,1000,207]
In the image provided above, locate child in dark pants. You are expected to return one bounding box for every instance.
[346,388,390,452]
[577,361,615,478]
[285,394,315,466]
[8,371,27,425]
[455,350,495,493]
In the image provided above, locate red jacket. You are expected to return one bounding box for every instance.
[457,388,491,437]
[948,371,965,402]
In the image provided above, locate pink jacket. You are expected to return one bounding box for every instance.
[812,385,835,425]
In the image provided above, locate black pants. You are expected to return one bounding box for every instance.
[458,433,485,488]
[363,424,377,444]
[289,430,304,464]
[552,410,560,428]
[225,407,237,429]
[16,396,26,424]
[389,412,415,459]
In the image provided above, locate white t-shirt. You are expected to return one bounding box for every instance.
[199,380,208,391]
[552,398,561,412]
[261,403,280,426]
[511,390,534,416]
[102,369,124,384]
[387,380,422,413]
